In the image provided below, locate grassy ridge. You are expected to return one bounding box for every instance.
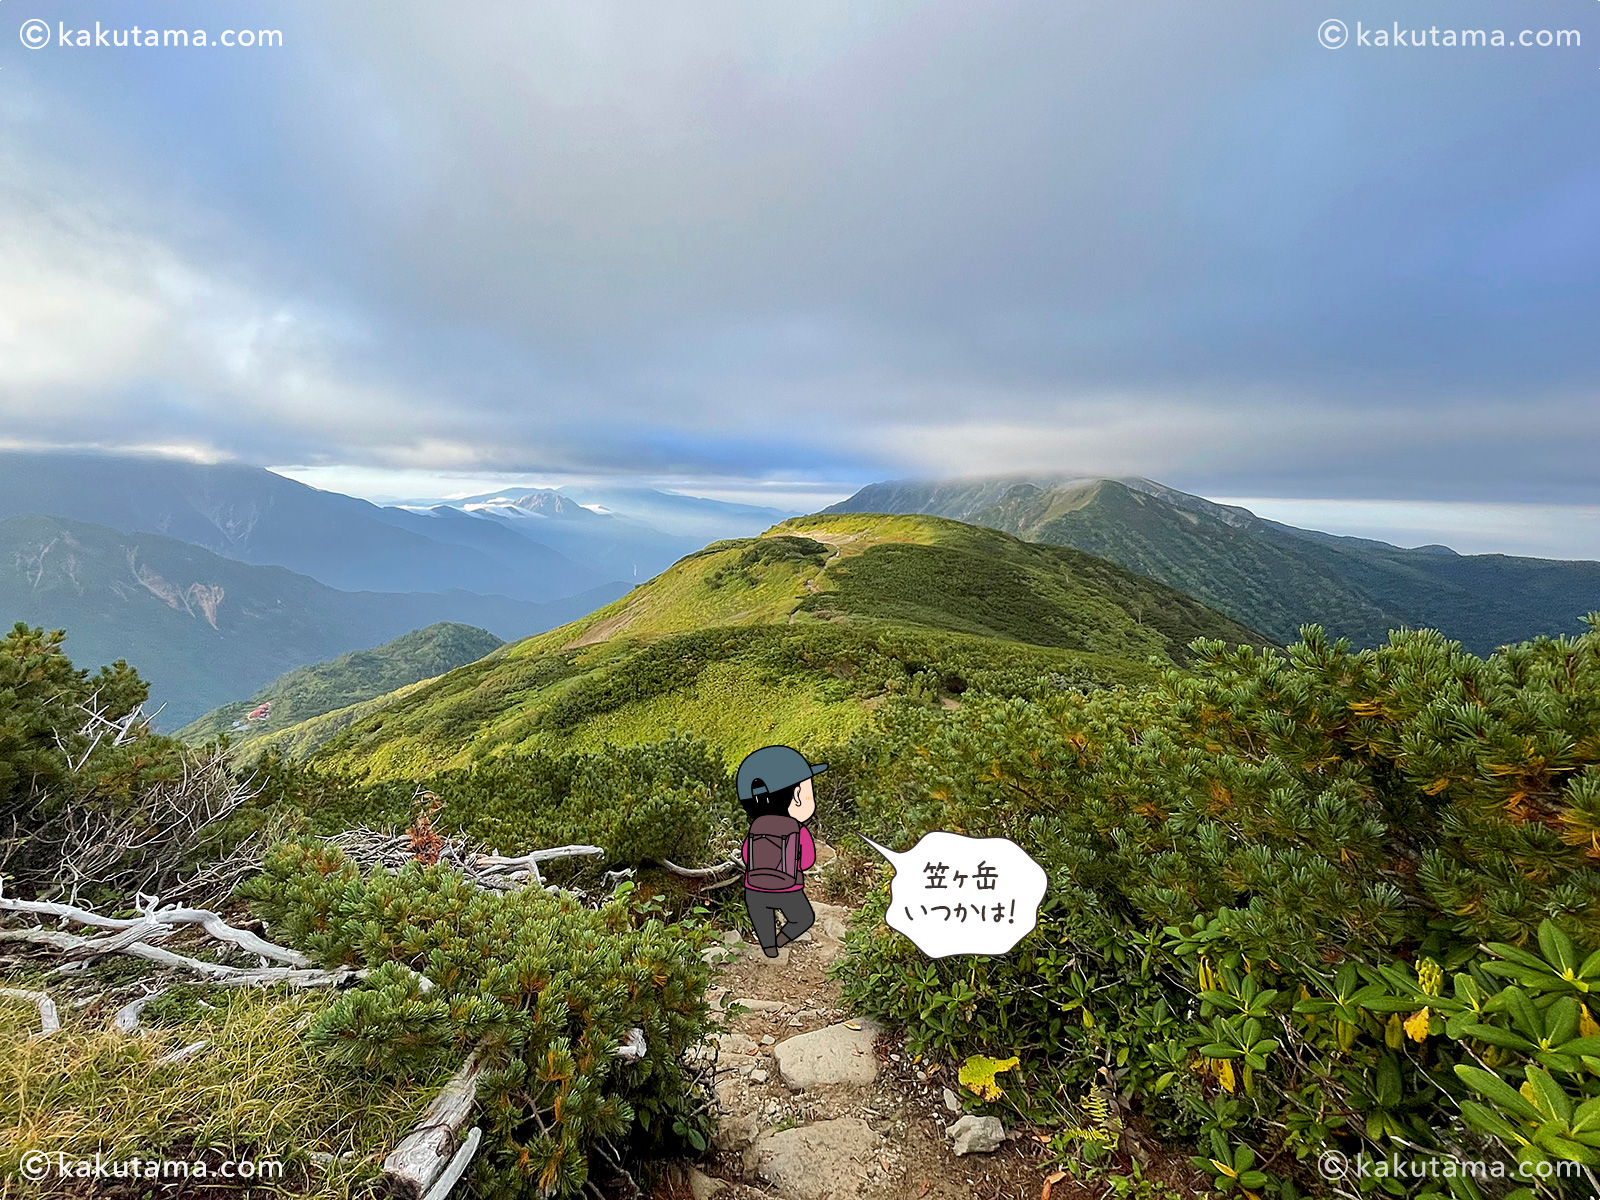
[277,513,1268,780]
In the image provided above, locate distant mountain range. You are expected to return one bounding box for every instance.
[178,622,505,747]
[0,451,794,727]
[396,485,796,582]
[0,514,622,727]
[827,477,1600,652]
[0,453,796,598]
[0,453,604,602]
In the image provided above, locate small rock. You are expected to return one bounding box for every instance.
[751,1068,769,1083]
[760,1034,776,1045]
[771,1020,881,1090]
[723,930,745,945]
[744,943,792,966]
[947,1114,1005,1156]
[686,1167,729,1200]
[942,1087,962,1113]
[714,1112,760,1152]
[735,997,785,1013]
[742,1117,880,1198]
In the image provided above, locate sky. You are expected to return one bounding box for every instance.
[2,0,1597,555]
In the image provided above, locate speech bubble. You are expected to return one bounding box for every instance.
[861,832,1048,958]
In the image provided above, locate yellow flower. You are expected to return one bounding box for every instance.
[1416,958,1444,997]
[1404,1008,1431,1042]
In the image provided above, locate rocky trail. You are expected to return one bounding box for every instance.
[654,844,1148,1200]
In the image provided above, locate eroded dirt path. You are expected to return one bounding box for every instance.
[654,846,1089,1200]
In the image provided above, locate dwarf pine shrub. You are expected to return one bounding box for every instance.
[837,619,1600,1195]
[241,839,716,1196]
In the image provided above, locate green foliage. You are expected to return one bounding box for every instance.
[836,620,1600,1195]
[179,622,504,746]
[705,535,829,589]
[240,841,716,1196]
[0,622,153,807]
[0,623,193,898]
[308,621,1154,783]
[250,734,743,873]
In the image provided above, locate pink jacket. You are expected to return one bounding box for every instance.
[740,826,815,892]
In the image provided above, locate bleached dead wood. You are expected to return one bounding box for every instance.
[153,1038,209,1066]
[328,826,608,894]
[421,1127,482,1200]
[113,988,168,1033]
[0,926,363,988]
[469,845,605,868]
[614,1027,647,1061]
[381,1048,488,1200]
[0,986,61,1035]
[657,857,742,879]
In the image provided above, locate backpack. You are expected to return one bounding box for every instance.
[745,814,803,890]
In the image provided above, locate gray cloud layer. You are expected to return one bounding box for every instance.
[1,0,1595,503]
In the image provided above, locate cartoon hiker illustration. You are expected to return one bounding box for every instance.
[736,745,824,958]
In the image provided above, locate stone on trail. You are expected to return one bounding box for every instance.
[713,1111,760,1152]
[736,997,786,1013]
[947,1114,1005,1155]
[742,1117,881,1199]
[687,1166,729,1200]
[771,1019,880,1089]
[942,1086,962,1113]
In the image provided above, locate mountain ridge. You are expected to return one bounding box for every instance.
[826,476,1600,651]
[272,510,1270,778]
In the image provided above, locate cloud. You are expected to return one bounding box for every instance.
[0,0,1595,509]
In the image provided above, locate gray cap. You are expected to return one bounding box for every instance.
[736,745,829,801]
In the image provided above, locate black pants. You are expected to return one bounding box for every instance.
[745,889,815,950]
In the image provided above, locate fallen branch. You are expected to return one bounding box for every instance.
[657,858,742,879]
[0,889,310,966]
[153,1038,209,1066]
[0,986,61,1036]
[382,1048,488,1200]
[421,1127,482,1200]
[0,926,363,988]
[469,845,606,868]
[113,988,169,1033]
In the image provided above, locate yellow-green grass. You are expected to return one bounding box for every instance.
[254,512,1267,781]
[0,986,447,1198]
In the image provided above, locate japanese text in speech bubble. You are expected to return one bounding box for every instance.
[861,832,1048,958]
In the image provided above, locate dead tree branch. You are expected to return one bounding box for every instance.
[382,1048,488,1200]
[0,986,61,1036]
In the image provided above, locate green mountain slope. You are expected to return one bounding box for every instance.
[286,512,1270,781]
[826,478,1600,652]
[0,515,624,727]
[177,622,504,746]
